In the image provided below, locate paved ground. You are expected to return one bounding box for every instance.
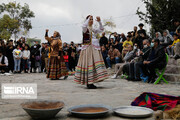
[0,73,180,120]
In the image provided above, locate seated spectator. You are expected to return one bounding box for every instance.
[106,45,121,69]
[174,28,180,60]
[122,35,133,57]
[161,30,174,47]
[155,32,163,42]
[13,44,22,73]
[0,50,9,74]
[167,33,180,56]
[129,39,151,81]
[111,44,135,79]
[140,39,166,83]
[22,45,30,73]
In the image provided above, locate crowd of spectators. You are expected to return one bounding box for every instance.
[0,20,180,84]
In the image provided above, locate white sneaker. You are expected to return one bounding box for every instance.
[4,73,13,76]
[111,74,117,79]
[107,67,111,70]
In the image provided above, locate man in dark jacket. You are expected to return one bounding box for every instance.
[133,39,151,81]
[30,41,41,73]
[141,39,166,83]
[99,32,108,47]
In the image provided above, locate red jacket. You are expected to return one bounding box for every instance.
[63,55,69,62]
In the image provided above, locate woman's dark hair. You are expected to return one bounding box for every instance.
[56,31,61,38]
[86,15,91,20]
[16,44,21,48]
[154,39,160,45]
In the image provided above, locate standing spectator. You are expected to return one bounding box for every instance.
[106,45,121,69]
[120,33,126,43]
[137,23,146,36]
[30,41,41,73]
[174,19,180,34]
[13,44,22,73]
[101,46,108,67]
[0,50,9,74]
[68,42,76,71]
[137,23,147,49]
[41,43,46,72]
[63,42,68,51]
[22,45,30,73]
[0,40,6,55]
[99,32,108,46]
[63,51,69,71]
[132,26,138,37]
[6,40,14,73]
[44,44,50,73]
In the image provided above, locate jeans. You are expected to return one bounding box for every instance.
[106,57,120,68]
[65,62,70,71]
[22,59,30,70]
[14,58,21,71]
[167,46,174,55]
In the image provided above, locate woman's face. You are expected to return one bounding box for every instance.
[155,33,159,38]
[88,16,93,26]
[53,32,57,38]
[163,32,167,36]
[25,46,28,50]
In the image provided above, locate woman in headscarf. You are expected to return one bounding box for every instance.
[161,30,174,47]
[155,32,163,42]
[74,15,109,89]
[45,29,68,80]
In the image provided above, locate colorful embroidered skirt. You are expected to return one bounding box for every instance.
[74,45,109,85]
[47,55,68,79]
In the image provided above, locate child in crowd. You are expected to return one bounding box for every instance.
[22,45,30,73]
[63,51,69,71]
[13,44,22,73]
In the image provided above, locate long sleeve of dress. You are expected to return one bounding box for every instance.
[45,31,53,43]
[82,17,90,33]
[93,21,104,34]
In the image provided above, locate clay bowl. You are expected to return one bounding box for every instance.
[21,100,64,120]
[68,104,111,118]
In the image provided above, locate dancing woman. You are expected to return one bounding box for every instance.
[45,29,68,80]
[74,15,109,89]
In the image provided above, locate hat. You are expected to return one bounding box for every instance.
[138,23,144,27]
